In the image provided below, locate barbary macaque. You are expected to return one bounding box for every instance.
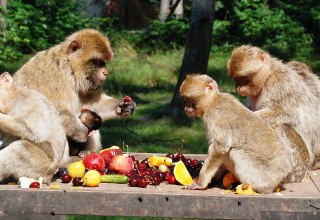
[0,72,68,184]
[180,74,299,193]
[287,61,320,99]
[227,45,320,169]
[13,29,136,157]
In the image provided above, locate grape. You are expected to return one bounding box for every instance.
[57,168,68,177]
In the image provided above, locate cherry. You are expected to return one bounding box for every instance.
[137,163,147,172]
[167,175,176,184]
[123,96,132,103]
[174,153,185,162]
[72,177,83,186]
[191,159,199,167]
[163,171,171,181]
[61,174,72,183]
[166,153,174,159]
[29,182,40,188]
[129,177,138,187]
[152,175,161,186]
[129,155,136,162]
[150,169,158,175]
[157,172,165,181]
[137,178,148,188]
[140,158,149,166]
[184,158,192,167]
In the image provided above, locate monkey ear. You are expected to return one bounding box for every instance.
[258,51,268,63]
[0,72,13,84]
[206,81,217,94]
[68,40,81,53]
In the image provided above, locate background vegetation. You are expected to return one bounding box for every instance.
[0,0,319,156]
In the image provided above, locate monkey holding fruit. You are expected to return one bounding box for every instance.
[13,29,136,157]
[0,72,68,184]
[227,45,320,170]
[180,74,295,193]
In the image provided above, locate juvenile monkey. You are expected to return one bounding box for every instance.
[13,29,136,157]
[180,74,296,193]
[0,72,68,184]
[287,61,320,99]
[227,45,320,169]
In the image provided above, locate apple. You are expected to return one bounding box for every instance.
[109,154,134,173]
[83,153,105,171]
[99,146,123,166]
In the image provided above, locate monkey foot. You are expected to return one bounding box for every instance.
[187,182,206,190]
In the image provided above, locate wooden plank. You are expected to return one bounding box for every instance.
[0,153,320,219]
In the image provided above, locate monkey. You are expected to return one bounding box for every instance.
[227,45,320,170]
[180,74,302,193]
[0,72,69,184]
[13,29,136,158]
[287,61,320,99]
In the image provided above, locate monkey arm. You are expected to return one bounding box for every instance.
[87,92,136,121]
[0,113,34,140]
[59,108,89,143]
[188,145,225,190]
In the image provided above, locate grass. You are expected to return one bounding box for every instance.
[99,41,237,155]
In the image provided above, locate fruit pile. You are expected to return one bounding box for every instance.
[57,147,205,188]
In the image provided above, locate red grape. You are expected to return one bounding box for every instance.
[167,175,176,184]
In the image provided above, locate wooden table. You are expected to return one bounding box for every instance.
[1,154,320,220]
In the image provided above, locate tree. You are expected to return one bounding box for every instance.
[144,0,215,120]
[168,0,215,115]
[0,0,7,32]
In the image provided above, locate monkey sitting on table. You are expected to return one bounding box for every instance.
[0,72,69,184]
[180,74,296,193]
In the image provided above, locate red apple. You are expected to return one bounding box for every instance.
[109,154,134,173]
[83,153,105,171]
[99,146,123,166]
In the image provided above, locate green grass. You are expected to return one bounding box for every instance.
[99,42,236,154]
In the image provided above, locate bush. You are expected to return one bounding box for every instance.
[0,0,112,66]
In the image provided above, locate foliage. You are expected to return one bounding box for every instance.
[0,0,112,66]
[137,18,189,52]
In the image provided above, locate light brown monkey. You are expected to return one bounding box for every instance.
[227,45,320,169]
[180,74,298,193]
[287,61,320,99]
[13,29,136,157]
[0,72,68,184]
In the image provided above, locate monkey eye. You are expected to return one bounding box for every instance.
[91,59,106,68]
[234,76,250,86]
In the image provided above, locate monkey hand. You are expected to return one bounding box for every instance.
[187,182,207,190]
[78,150,93,158]
[116,96,136,116]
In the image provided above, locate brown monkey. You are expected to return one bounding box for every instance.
[287,61,320,99]
[227,45,320,169]
[13,29,136,157]
[0,72,68,184]
[180,74,297,193]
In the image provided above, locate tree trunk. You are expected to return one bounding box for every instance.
[173,0,183,19]
[159,0,170,21]
[0,0,7,33]
[169,0,215,113]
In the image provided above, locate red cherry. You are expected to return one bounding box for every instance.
[61,174,72,183]
[137,178,148,188]
[137,163,147,172]
[166,153,174,159]
[123,96,132,103]
[29,182,40,188]
[167,175,176,184]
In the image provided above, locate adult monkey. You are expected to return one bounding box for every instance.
[14,29,136,157]
[227,45,320,169]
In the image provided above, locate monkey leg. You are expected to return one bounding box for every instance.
[0,140,54,184]
[230,149,289,194]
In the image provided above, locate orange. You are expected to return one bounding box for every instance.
[222,172,238,189]
[83,170,101,187]
[148,155,172,167]
[173,161,193,186]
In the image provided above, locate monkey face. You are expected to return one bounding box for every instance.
[86,58,108,89]
[182,97,206,118]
